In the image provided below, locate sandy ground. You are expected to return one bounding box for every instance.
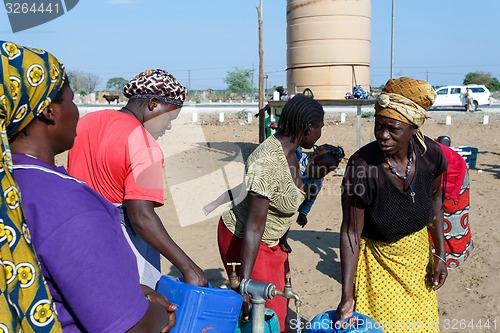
[58,109,500,332]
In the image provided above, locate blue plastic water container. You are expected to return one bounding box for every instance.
[453,146,478,169]
[156,275,243,333]
[451,146,473,169]
[234,307,281,333]
[305,311,384,333]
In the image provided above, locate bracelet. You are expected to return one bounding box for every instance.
[432,253,447,265]
[145,295,151,301]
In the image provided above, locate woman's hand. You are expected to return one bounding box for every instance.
[183,265,208,287]
[335,297,357,329]
[426,258,448,290]
[146,291,177,333]
[241,294,251,322]
[130,286,175,332]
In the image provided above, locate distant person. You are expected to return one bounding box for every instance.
[2,40,176,332]
[465,87,474,112]
[336,77,448,332]
[217,95,325,332]
[276,85,286,99]
[68,70,208,289]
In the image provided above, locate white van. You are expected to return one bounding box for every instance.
[432,85,491,111]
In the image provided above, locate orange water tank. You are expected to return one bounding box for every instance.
[287,0,371,99]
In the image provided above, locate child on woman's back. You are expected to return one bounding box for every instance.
[279,144,344,252]
[203,143,344,252]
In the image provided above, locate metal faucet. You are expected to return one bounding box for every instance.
[272,272,302,314]
[223,262,241,289]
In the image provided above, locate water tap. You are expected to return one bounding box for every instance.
[272,272,302,314]
[223,262,241,289]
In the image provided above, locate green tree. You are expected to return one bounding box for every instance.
[106,77,128,92]
[224,67,254,93]
[463,71,500,92]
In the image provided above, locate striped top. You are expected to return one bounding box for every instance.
[222,135,306,247]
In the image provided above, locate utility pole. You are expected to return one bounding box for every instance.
[188,70,191,91]
[257,0,265,142]
[390,0,395,79]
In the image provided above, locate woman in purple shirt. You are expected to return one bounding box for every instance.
[1,41,176,332]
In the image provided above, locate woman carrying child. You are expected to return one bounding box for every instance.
[217,94,324,332]
[280,144,344,253]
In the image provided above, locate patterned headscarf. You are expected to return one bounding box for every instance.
[0,40,63,332]
[374,77,437,154]
[123,69,187,106]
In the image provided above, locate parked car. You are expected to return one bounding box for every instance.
[432,84,491,111]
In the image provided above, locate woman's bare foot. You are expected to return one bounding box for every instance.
[279,239,292,253]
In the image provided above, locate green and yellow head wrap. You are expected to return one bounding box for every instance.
[374,77,437,154]
[0,40,63,332]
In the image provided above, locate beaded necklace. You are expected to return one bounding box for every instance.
[384,142,415,203]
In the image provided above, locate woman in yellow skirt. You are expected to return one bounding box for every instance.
[336,77,448,332]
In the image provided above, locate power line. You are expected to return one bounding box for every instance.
[372,64,500,70]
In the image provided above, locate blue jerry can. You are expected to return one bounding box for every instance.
[305,310,384,333]
[156,275,243,333]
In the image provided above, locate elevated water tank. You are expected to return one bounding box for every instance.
[287,0,371,99]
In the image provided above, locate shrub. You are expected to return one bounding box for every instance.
[361,111,374,118]
[235,109,248,119]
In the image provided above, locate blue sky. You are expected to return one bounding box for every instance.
[1,0,499,91]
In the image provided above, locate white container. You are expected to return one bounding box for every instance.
[219,112,224,122]
[483,115,489,125]
[273,91,280,101]
[192,112,198,123]
[341,112,346,123]
[247,113,253,123]
[446,115,452,125]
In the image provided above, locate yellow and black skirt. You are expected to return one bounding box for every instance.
[354,227,439,332]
